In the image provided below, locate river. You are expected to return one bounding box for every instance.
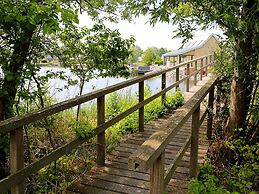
[40,67,194,102]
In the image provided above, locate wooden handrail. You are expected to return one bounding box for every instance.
[0,54,213,193]
[128,78,216,171]
[128,77,217,193]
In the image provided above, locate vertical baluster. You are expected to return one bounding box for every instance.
[176,67,180,89]
[161,73,166,107]
[10,128,24,194]
[205,57,208,76]
[207,86,214,140]
[186,63,190,92]
[150,151,165,194]
[200,58,203,81]
[190,105,200,178]
[194,61,198,86]
[97,95,105,166]
[139,78,144,132]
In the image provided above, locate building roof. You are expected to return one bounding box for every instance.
[163,34,218,57]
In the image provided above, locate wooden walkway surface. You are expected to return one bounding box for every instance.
[67,77,211,194]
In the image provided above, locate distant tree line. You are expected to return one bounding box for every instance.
[128,46,169,66]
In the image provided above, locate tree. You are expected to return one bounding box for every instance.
[128,45,143,64]
[0,0,131,178]
[158,47,169,57]
[58,24,133,121]
[142,47,164,65]
[125,0,259,134]
[142,47,157,65]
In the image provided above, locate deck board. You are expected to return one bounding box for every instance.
[67,77,211,194]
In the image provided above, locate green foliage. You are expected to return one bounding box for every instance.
[189,165,228,194]
[58,24,134,80]
[128,45,143,64]
[73,122,94,139]
[223,138,259,193]
[142,47,157,66]
[189,139,259,194]
[105,86,184,148]
[155,56,164,65]
[212,41,234,80]
[141,47,164,66]
[158,48,169,57]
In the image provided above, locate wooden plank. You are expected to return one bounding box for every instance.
[97,166,150,181]
[207,86,214,139]
[176,68,180,89]
[200,58,203,81]
[190,105,200,178]
[162,73,166,107]
[97,95,105,166]
[87,173,150,190]
[194,61,198,86]
[68,182,119,194]
[128,78,217,171]
[150,151,165,194]
[139,79,144,132]
[164,136,191,186]
[79,176,149,194]
[10,128,24,194]
[186,63,190,92]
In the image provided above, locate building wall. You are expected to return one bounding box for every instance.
[192,36,218,58]
[164,35,218,67]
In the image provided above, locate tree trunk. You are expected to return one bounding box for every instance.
[229,76,253,130]
[228,0,258,133]
[0,27,35,178]
[228,38,257,132]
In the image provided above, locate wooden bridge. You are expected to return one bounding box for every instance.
[0,55,216,194]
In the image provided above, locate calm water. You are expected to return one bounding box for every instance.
[40,67,194,102]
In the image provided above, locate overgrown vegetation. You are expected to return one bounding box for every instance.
[188,42,259,193]
[24,87,184,193]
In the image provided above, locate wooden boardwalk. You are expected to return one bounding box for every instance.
[67,77,211,194]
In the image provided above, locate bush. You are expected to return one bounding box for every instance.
[188,161,229,194]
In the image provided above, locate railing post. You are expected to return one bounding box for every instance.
[207,86,214,140]
[161,73,166,107]
[194,61,197,86]
[186,63,190,92]
[10,128,25,194]
[176,67,180,89]
[139,74,145,132]
[190,105,200,178]
[200,58,203,81]
[97,95,105,166]
[205,57,208,76]
[150,151,165,194]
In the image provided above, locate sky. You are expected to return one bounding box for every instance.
[79,14,223,51]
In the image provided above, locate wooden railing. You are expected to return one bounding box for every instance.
[128,77,217,194]
[0,54,214,193]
